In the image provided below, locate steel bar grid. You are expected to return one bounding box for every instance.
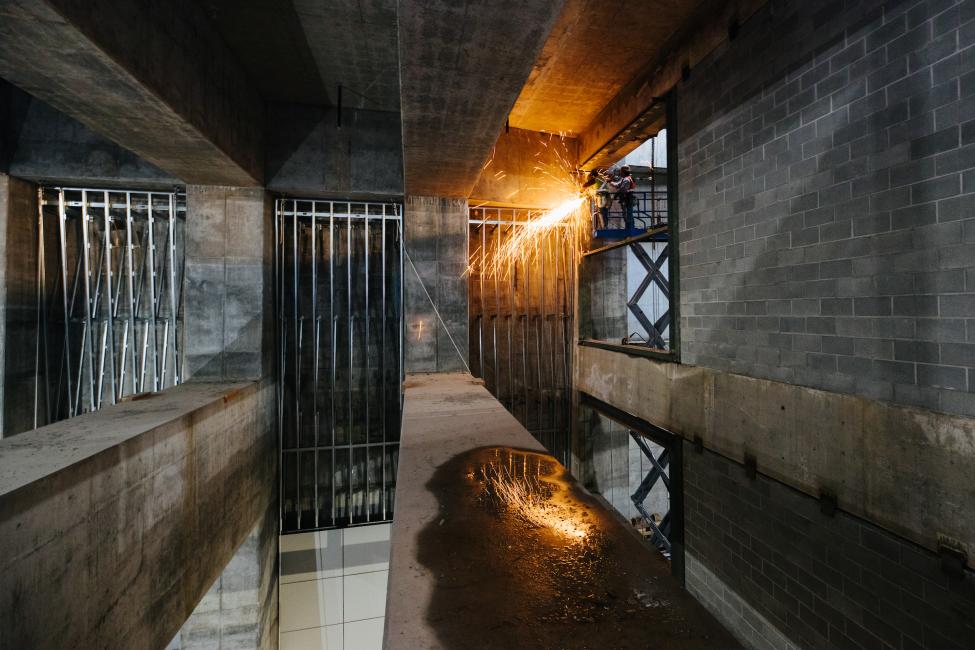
[276,199,403,533]
[34,186,185,427]
[467,206,575,466]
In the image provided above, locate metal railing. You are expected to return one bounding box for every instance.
[34,187,184,427]
[276,199,404,532]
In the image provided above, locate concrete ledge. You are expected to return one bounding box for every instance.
[575,345,975,568]
[385,372,738,649]
[0,380,276,648]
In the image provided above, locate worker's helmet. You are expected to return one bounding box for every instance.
[620,165,631,175]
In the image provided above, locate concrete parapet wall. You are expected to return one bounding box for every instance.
[0,380,276,649]
[575,344,975,569]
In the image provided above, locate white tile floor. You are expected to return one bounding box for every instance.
[279,523,390,650]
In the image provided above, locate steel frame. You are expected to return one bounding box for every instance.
[34,187,184,427]
[467,206,574,466]
[275,199,404,533]
[630,431,672,557]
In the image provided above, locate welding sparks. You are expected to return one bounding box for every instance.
[469,133,593,281]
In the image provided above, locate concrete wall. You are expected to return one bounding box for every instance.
[184,185,273,382]
[579,246,628,342]
[167,504,278,650]
[684,446,975,650]
[0,173,37,437]
[0,381,277,649]
[265,103,403,199]
[678,0,975,418]
[2,85,178,189]
[404,196,469,373]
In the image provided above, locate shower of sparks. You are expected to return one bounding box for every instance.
[481,462,589,541]
[470,133,593,281]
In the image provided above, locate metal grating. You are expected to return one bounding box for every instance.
[34,187,185,427]
[276,199,404,532]
[467,207,575,466]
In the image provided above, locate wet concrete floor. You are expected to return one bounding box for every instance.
[413,445,740,649]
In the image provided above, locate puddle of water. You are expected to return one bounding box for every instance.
[413,446,741,649]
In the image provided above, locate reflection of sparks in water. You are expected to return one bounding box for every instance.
[416,320,424,340]
[476,450,591,541]
[469,134,592,281]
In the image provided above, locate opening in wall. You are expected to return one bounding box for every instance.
[34,186,185,428]
[275,198,404,532]
[467,206,574,466]
[576,392,684,582]
[579,93,679,359]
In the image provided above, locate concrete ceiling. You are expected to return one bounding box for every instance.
[201,0,400,111]
[398,0,566,198]
[509,0,709,136]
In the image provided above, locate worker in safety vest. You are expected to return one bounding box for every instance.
[609,165,636,231]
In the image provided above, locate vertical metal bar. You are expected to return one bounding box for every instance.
[123,193,137,395]
[479,223,486,380]
[330,203,336,526]
[146,194,159,391]
[381,204,387,521]
[33,189,49,429]
[312,201,319,529]
[364,208,371,522]
[274,201,283,532]
[79,191,97,411]
[292,200,301,529]
[346,203,354,524]
[102,191,117,404]
[168,193,179,385]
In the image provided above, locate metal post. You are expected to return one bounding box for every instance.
[364,208,370,522]
[146,195,159,391]
[167,194,179,385]
[102,192,117,404]
[79,191,97,411]
[380,204,387,521]
[312,201,320,529]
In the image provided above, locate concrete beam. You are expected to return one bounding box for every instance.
[397,0,565,197]
[0,381,276,648]
[0,0,264,186]
[469,127,578,209]
[574,345,975,569]
[265,103,403,200]
[2,85,179,190]
[576,0,768,169]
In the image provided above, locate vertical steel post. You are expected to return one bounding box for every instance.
[364,208,371,522]
[168,194,179,385]
[102,192,117,404]
[146,195,159,391]
[330,202,337,526]
[312,201,320,529]
[79,191,97,411]
[380,204,387,521]
[346,203,353,525]
[292,199,301,528]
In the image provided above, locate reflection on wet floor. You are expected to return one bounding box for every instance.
[415,446,739,649]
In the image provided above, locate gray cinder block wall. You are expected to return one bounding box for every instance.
[404,195,469,373]
[685,447,975,650]
[679,0,975,418]
[675,0,975,647]
[0,173,37,437]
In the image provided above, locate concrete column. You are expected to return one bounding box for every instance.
[0,173,38,437]
[403,195,469,373]
[579,246,627,341]
[183,186,272,382]
[167,503,278,650]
